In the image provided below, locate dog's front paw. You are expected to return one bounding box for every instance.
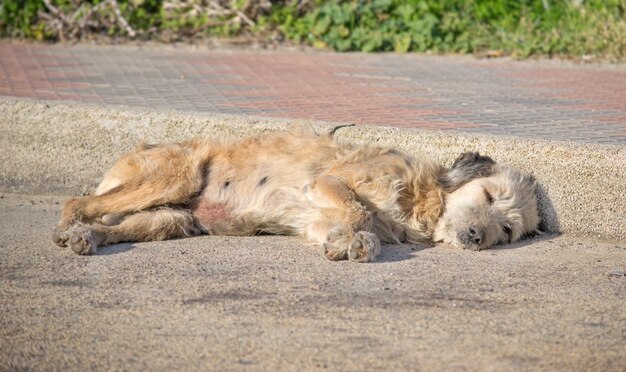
[64,223,101,255]
[348,231,381,263]
[323,227,350,261]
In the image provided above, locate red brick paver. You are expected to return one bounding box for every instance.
[1,42,625,144]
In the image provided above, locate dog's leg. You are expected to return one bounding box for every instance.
[55,144,208,240]
[53,178,202,247]
[304,175,381,262]
[61,208,201,255]
[59,176,199,225]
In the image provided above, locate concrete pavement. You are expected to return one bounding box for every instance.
[1,193,625,370]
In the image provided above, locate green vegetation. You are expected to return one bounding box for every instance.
[1,0,625,61]
[272,0,626,59]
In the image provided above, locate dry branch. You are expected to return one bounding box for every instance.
[39,0,137,40]
[37,0,275,42]
[110,0,136,38]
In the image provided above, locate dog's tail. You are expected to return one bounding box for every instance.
[288,123,356,138]
[328,123,356,137]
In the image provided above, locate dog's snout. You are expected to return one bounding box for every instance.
[457,225,485,247]
[468,225,483,245]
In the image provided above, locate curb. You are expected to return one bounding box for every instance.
[1,97,624,241]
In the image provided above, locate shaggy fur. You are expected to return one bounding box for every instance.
[52,126,540,262]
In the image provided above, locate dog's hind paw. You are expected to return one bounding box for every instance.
[65,223,101,255]
[324,243,348,261]
[348,231,381,263]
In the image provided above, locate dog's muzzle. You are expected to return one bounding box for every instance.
[458,224,484,248]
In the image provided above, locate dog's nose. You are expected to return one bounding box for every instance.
[468,225,484,245]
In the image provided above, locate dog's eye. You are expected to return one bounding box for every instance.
[502,225,513,242]
[484,189,494,204]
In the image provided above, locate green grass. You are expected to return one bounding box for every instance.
[1,0,625,61]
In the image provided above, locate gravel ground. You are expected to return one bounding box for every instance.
[1,193,625,371]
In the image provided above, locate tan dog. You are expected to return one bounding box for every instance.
[52,126,540,262]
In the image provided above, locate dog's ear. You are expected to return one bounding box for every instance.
[439,152,497,192]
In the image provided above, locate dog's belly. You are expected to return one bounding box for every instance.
[190,198,233,233]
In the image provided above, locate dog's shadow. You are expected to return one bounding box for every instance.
[378,231,560,259]
[489,232,560,251]
[95,242,134,255]
[91,233,557,259]
[535,182,561,235]
[93,239,429,262]
[376,243,431,263]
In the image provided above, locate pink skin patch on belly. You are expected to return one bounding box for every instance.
[190,198,231,230]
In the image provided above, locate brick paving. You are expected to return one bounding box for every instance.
[1,42,625,145]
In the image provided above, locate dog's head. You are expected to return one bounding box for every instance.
[434,152,540,250]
